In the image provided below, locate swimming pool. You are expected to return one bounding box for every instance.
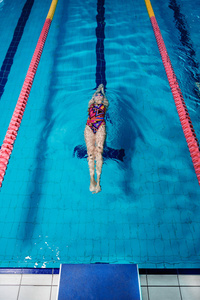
[0,0,200,268]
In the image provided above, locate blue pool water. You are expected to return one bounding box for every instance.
[0,0,200,268]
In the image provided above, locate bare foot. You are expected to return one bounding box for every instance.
[89,179,96,192]
[94,184,101,194]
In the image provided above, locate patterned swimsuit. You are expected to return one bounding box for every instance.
[86,103,106,134]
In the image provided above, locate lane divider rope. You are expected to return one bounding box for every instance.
[0,0,58,187]
[144,0,200,185]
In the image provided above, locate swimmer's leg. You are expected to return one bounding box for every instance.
[95,125,106,193]
[84,126,96,192]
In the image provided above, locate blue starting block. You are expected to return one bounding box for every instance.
[57,264,141,300]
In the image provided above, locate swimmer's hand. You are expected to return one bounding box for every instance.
[97,84,104,93]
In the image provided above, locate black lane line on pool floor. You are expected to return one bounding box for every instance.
[95,0,107,89]
[168,0,200,98]
[0,0,34,99]
[73,0,125,162]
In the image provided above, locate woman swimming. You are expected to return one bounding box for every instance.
[84,84,109,193]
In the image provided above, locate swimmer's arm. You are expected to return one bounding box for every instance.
[88,98,94,108]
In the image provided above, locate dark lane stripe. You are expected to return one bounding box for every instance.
[73,0,125,162]
[0,0,34,99]
[95,0,106,89]
[169,0,200,96]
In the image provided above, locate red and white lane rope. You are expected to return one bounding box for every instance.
[145,0,200,184]
[0,0,58,187]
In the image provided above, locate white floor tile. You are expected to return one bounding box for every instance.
[181,287,200,300]
[140,275,147,286]
[0,274,21,285]
[0,286,19,300]
[21,274,52,286]
[18,286,51,300]
[52,275,59,286]
[179,275,200,286]
[148,287,181,300]
[141,286,149,300]
[147,275,179,286]
[51,286,58,300]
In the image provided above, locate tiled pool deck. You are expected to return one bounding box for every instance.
[0,268,200,300]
